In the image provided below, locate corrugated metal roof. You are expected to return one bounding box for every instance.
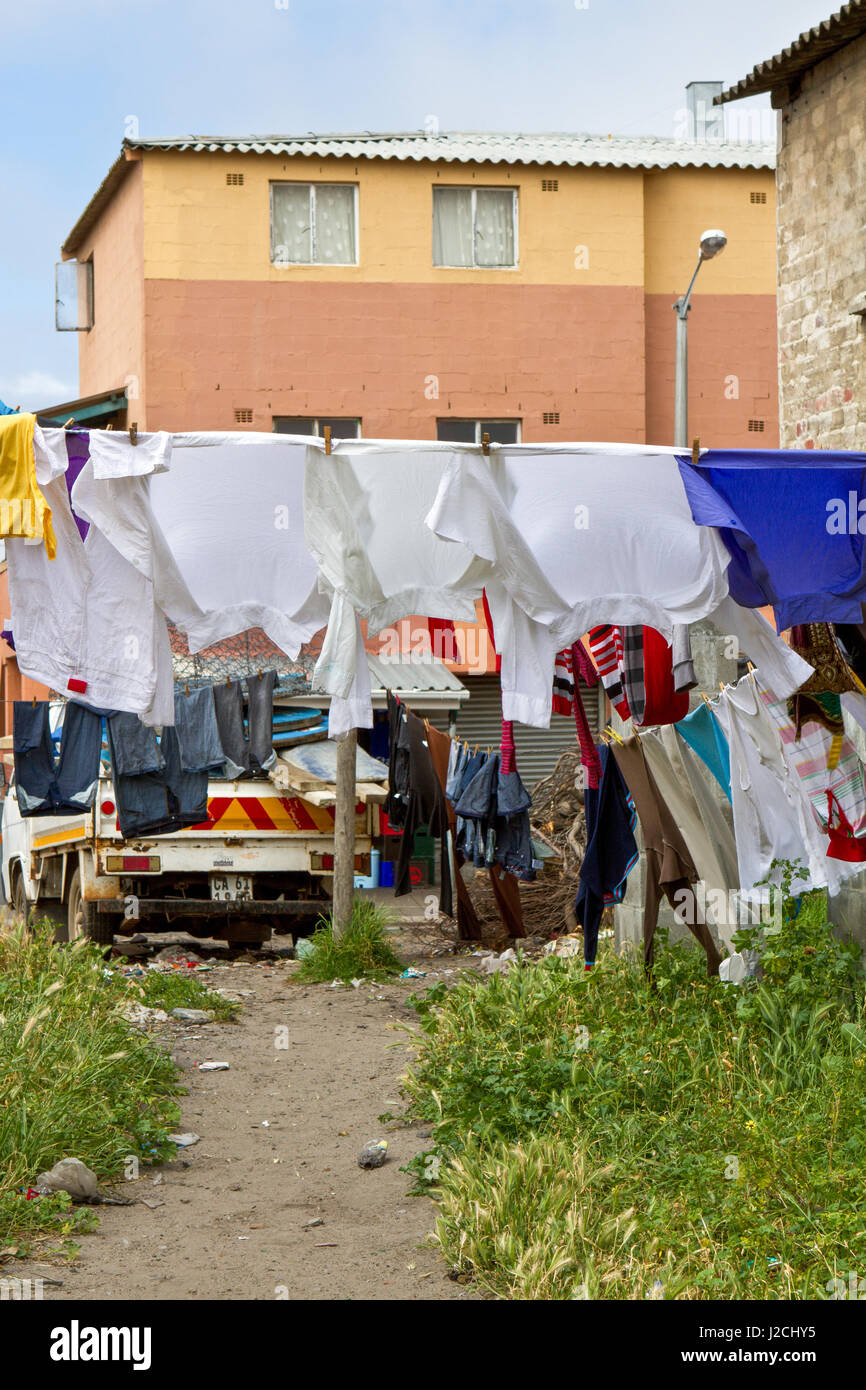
[718,1,866,104]
[366,652,468,700]
[121,129,775,171]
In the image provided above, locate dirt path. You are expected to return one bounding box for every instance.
[17,939,479,1302]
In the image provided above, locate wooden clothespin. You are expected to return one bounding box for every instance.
[701,692,713,709]
[63,417,75,429]
[692,437,701,466]
[747,662,756,677]
[481,432,490,456]
[719,681,726,694]
[324,425,332,456]
[226,675,231,687]
[129,421,138,446]
[31,695,37,708]
[106,423,114,431]
[257,668,263,680]
[185,683,190,697]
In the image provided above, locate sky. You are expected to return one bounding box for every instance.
[0,0,835,410]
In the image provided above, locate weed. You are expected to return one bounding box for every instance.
[295,897,402,984]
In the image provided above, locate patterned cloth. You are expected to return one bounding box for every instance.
[588,625,630,719]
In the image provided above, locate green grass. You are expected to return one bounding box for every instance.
[396,877,866,1300]
[296,897,403,984]
[0,920,183,1256]
[137,969,240,1022]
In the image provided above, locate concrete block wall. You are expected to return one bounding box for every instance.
[777,31,866,450]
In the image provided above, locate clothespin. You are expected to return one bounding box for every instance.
[701,692,713,709]
[481,432,490,456]
[106,423,114,431]
[63,417,75,429]
[129,421,138,446]
[185,683,190,697]
[719,681,726,694]
[692,437,700,466]
[257,668,263,680]
[324,425,332,456]
[747,662,756,677]
[31,695,37,708]
[226,676,231,687]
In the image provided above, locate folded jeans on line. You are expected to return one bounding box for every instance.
[14,701,106,817]
[174,685,224,773]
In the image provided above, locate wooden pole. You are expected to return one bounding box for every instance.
[332,728,357,938]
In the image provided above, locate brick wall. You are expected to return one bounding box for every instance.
[777,32,866,449]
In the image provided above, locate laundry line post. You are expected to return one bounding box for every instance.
[332,728,357,938]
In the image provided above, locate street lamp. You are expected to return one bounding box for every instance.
[673,229,727,448]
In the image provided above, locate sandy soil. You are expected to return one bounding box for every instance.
[13,931,481,1302]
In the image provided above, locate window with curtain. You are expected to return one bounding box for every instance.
[432,187,517,268]
[271,184,358,265]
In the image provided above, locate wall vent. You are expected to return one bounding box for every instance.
[543,411,561,425]
[750,190,767,204]
[226,172,245,186]
[748,418,766,433]
[541,178,559,192]
[234,408,254,423]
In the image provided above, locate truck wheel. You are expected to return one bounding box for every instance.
[67,868,115,945]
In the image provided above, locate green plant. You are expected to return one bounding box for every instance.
[734,858,861,1014]
[295,897,402,984]
[138,969,239,1022]
[0,919,182,1252]
[396,928,866,1300]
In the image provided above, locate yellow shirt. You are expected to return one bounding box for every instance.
[0,412,57,560]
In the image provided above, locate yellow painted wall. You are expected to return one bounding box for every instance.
[75,159,146,408]
[643,167,776,295]
[139,150,775,294]
[141,150,648,286]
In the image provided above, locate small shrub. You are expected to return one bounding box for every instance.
[295,897,402,984]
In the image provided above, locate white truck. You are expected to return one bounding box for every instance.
[0,737,377,947]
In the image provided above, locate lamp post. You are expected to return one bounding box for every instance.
[673,229,727,448]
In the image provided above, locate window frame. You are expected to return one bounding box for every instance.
[435,419,522,445]
[272,416,362,439]
[270,182,360,267]
[432,185,519,270]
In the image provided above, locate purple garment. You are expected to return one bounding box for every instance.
[64,431,90,541]
[677,449,866,630]
[1,628,14,652]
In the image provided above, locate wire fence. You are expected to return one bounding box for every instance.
[168,624,317,696]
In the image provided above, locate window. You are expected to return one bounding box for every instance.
[273,417,361,439]
[436,419,521,445]
[55,257,94,331]
[433,187,517,268]
[271,183,358,265]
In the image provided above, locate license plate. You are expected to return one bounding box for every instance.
[210,873,253,902]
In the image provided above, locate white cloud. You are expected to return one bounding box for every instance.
[4,371,75,410]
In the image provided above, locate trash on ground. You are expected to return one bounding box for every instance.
[121,1002,170,1027]
[358,1139,389,1169]
[197,1061,230,1071]
[167,1133,200,1148]
[170,1008,213,1023]
[399,967,425,979]
[35,1157,100,1202]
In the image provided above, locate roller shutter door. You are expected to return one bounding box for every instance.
[453,674,602,790]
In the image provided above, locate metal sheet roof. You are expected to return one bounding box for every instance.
[121,130,775,171]
[366,652,468,700]
[718,1,866,103]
